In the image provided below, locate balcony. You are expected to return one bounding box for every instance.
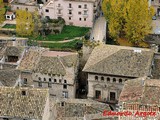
[68,7,73,10]
[57,6,63,10]
[57,12,63,16]
[68,13,73,17]
[83,14,88,18]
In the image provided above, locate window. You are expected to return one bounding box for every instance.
[38,77,41,81]
[78,12,81,15]
[69,10,72,14]
[64,80,67,83]
[62,91,68,98]
[22,90,26,96]
[54,79,57,82]
[84,4,87,9]
[95,76,98,80]
[48,83,52,88]
[79,18,81,21]
[23,78,27,84]
[17,7,19,9]
[110,92,116,101]
[78,5,81,8]
[69,17,71,20]
[58,4,60,7]
[44,78,46,81]
[107,77,110,82]
[113,78,116,82]
[119,79,122,83]
[61,102,65,106]
[95,90,101,99]
[38,82,42,87]
[84,11,87,15]
[63,84,67,89]
[45,9,49,12]
[84,18,86,21]
[69,3,72,8]
[101,77,104,81]
[46,0,48,2]
[59,79,62,83]
[49,78,52,82]
[26,8,28,11]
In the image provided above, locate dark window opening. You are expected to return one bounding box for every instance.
[69,17,71,20]
[22,91,26,96]
[79,18,81,21]
[78,5,81,8]
[45,9,49,12]
[101,77,104,81]
[119,79,122,83]
[49,78,52,82]
[64,80,67,83]
[113,78,116,82]
[24,78,27,84]
[107,77,110,82]
[84,18,86,21]
[44,78,46,81]
[54,79,57,82]
[7,56,18,62]
[95,76,98,80]
[38,77,41,81]
[48,83,52,88]
[59,79,61,83]
[63,84,67,89]
[38,82,42,87]
[69,3,72,8]
[61,102,64,106]
[95,90,101,99]
[110,92,116,101]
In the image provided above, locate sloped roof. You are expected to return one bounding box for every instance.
[35,51,78,75]
[83,45,154,77]
[119,77,160,105]
[18,49,41,71]
[0,87,48,119]
[5,46,24,57]
[0,69,20,86]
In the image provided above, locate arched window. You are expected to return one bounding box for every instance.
[49,78,52,82]
[54,79,57,82]
[107,77,110,82]
[38,77,41,81]
[119,79,122,83]
[101,77,104,81]
[113,78,116,82]
[44,78,46,81]
[95,76,98,80]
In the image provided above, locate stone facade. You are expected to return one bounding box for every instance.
[151,0,160,15]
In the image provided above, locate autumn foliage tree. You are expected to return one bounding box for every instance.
[102,0,154,45]
[16,10,34,37]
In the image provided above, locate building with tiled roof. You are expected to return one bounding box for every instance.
[119,77,160,120]
[0,87,50,120]
[49,98,114,120]
[83,45,154,104]
[33,51,79,98]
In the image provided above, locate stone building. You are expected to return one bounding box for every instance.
[33,51,79,98]
[42,0,101,27]
[49,98,113,120]
[150,0,160,15]
[83,45,154,104]
[0,86,50,120]
[18,49,79,98]
[119,77,160,120]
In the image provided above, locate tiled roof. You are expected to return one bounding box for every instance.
[0,87,48,119]
[5,46,24,57]
[119,77,160,105]
[0,69,20,86]
[50,98,110,119]
[18,49,41,71]
[35,51,78,75]
[83,45,154,77]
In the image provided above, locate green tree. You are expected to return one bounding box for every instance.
[16,10,34,37]
[0,0,5,24]
[102,0,154,45]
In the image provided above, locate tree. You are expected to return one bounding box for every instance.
[0,0,5,24]
[102,0,154,45]
[124,0,154,44]
[16,10,34,37]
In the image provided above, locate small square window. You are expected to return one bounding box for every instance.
[79,18,81,21]
[38,82,42,87]
[54,79,57,82]
[22,91,26,96]
[49,78,52,82]
[59,79,62,83]
[78,12,81,15]
[78,5,81,8]
[64,80,67,83]
[84,18,86,21]
[69,17,71,20]
[45,9,49,12]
